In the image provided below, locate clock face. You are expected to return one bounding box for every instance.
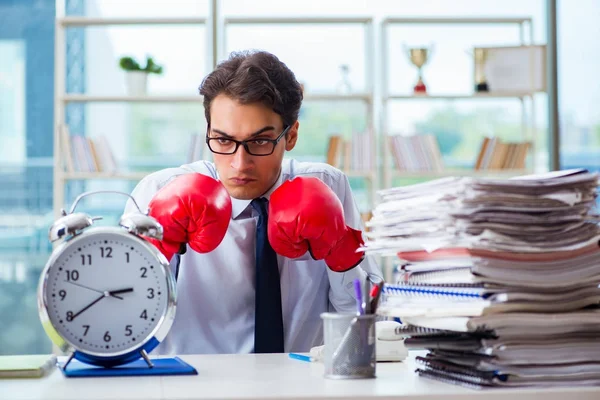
[41,229,172,356]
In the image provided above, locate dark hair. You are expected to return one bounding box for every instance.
[199,50,303,127]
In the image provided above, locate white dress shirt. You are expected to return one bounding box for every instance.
[124,158,382,355]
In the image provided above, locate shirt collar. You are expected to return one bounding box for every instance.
[229,164,287,219]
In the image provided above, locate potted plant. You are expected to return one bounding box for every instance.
[118,56,163,96]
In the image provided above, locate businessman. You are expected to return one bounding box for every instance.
[125,50,382,355]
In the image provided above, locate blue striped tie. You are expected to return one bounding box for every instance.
[251,197,284,353]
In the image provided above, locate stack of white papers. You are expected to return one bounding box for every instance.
[368,169,600,388]
[364,169,600,255]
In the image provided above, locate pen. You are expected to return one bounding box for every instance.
[353,278,363,315]
[288,353,312,362]
[370,283,382,314]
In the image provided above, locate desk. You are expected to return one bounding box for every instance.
[3,352,600,400]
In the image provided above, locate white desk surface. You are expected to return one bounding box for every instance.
[3,351,600,400]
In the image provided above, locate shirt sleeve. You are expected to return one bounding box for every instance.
[123,166,196,215]
[123,175,161,215]
[325,172,383,313]
[123,168,194,277]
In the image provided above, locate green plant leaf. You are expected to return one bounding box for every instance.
[144,56,164,75]
[118,56,142,71]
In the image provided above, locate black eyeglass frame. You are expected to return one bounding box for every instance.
[205,125,291,156]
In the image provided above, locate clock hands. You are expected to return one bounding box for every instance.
[69,287,135,321]
[63,280,124,300]
[63,280,136,300]
[70,293,106,320]
[109,287,134,296]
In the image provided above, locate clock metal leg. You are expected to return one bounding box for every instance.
[62,352,76,371]
[140,349,154,368]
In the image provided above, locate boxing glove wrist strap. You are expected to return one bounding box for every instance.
[324,227,365,273]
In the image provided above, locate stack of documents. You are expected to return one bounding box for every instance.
[365,169,599,255]
[365,169,600,388]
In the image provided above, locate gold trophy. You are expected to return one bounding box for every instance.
[405,46,431,94]
[473,47,490,92]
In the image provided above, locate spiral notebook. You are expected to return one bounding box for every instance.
[378,283,600,318]
[407,337,600,364]
[415,355,600,388]
[386,325,495,341]
[396,251,600,289]
[424,351,600,376]
[401,310,600,338]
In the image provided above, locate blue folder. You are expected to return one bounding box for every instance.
[59,357,197,378]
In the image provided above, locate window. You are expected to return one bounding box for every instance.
[558,0,600,173]
[0,41,25,165]
[0,0,55,355]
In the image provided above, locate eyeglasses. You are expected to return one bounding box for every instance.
[206,125,290,156]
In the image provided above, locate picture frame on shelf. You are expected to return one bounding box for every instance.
[473,44,547,94]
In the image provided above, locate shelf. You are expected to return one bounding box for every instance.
[63,170,376,182]
[58,17,206,26]
[386,92,533,100]
[383,17,531,25]
[224,17,372,25]
[62,171,150,181]
[61,94,373,103]
[61,95,203,103]
[304,93,372,102]
[391,169,530,179]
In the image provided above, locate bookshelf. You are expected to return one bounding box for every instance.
[63,172,151,181]
[60,95,205,103]
[389,168,527,179]
[56,17,207,26]
[53,13,380,217]
[380,17,540,190]
[53,14,215,218]
[53,14,544,224]
[386,92,534,100]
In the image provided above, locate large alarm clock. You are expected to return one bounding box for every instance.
[38,191,176,369]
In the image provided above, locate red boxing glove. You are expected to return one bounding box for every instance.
[147,174,232,261]
[268,176,365,272]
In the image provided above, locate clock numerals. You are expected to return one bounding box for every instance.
[66,269,79,281]
[99,246,113,258]
[44,234,171,355]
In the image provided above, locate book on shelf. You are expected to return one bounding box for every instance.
[326,134,344,167]
[325,132,373,173]
[475,136,530,170]
[388,134,444,172]
[58,124,118,174]
[58,124,76,173]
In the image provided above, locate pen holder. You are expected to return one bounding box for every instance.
[321,312,376,379]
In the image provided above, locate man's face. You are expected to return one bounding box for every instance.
[208,94,298,200]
